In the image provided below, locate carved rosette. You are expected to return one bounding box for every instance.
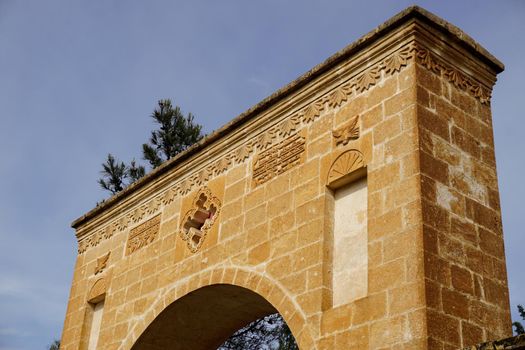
[356,66,381,92]
[384,45,412,74]
[234,144,253,163]
[213,156,231,175]
[179,187,221,253]
[256,130,275,150]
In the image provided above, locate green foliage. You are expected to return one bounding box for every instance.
[219,313,298,350]
[98,154,146,194]
[128,159,146,183]
[513,304,525,335]
[98,99,203,194]
[48,339,60,350]
[142,99,203,168]
[98,154,127,194]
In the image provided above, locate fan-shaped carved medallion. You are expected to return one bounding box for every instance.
[327,150,365,187]
[88,278,107,303]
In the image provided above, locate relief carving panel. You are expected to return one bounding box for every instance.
[180,187,221,253]
[126,214,161,255]
[94,252,110,275]
[333,115,359,146]
[252,132,306,187]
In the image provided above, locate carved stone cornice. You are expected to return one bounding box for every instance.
[73,7,503,255]
[414,44,492,104]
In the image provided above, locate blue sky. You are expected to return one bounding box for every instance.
[0,1,523,349]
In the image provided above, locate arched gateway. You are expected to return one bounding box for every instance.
[61,7,513,349]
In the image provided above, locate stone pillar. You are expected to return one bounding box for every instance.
[414,18,512,349]
[319,7,511,349]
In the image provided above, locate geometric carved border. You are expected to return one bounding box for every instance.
[77,42,492,255]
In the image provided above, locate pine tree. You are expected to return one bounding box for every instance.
[513,304,525,335]
[128,159,146,183]
[219,313,298,350]
[142,99,203,168]
[98,154,127,194]
[48,339,60,350]
[98,99,203,195]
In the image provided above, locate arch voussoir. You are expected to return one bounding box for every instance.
[120,265,310,350]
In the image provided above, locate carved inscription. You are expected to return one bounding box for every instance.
[253,133,306,186]
[126,214,161,255]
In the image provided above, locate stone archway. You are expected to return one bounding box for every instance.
[130,284,289,350]
[61,7,512,350]
[119,267,312,350]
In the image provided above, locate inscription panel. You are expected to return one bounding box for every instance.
[252,133,306,186]
[126,214,161,255]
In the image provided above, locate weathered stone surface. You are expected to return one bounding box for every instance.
[61,6,511,350]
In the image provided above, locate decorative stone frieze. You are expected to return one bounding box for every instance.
[415,45,492,104]
[462,334,525,350]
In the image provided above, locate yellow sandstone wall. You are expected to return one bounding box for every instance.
[60,7,511,350]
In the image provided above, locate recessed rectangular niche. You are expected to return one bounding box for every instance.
[87,301,105,350]
[332,176,368,307]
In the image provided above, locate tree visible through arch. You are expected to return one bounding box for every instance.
[130,284,299,350]
[219,313,298,350]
